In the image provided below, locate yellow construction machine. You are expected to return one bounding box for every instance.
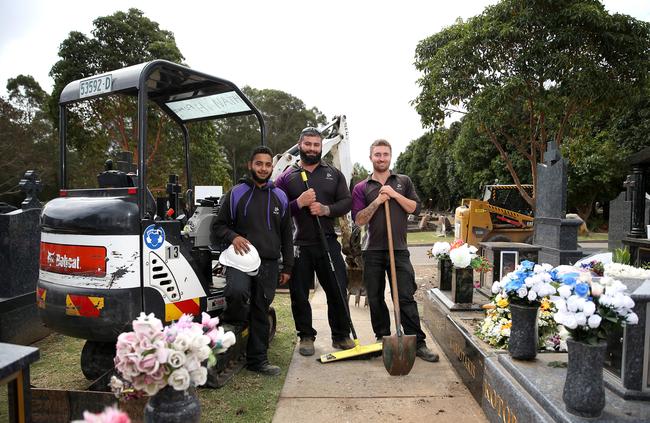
[454,184,535,247]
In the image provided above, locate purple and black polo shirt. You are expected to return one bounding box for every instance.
[275,162,352,246]
[351,172,421,251]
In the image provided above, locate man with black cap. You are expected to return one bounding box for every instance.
[275,127,354,356]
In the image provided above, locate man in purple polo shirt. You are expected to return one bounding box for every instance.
[275,127,355,356]
[352,139,439,362]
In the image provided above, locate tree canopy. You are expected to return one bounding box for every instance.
[215,87,327,182]
[414,0,650,209]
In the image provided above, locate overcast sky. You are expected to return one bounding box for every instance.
[1,0,649,170]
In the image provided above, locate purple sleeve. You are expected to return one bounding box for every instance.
[274,169,301,214]
[351,181,368,221]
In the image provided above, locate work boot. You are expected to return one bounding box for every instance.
[416,345,439,362]
[299,338,315,356]
[332,337,356,350]
[247,362,281,376]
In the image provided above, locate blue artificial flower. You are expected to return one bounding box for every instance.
[520,260,535,271]
[505,278,524,293]
[549,269,559,281]
[574,283,589,297]
[557,272,579,286]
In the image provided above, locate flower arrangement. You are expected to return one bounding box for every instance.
[552,273,638,344]
[443,239,492,272]
[476,294,566,351]
[604,262,650,279]
[112,312,236,396]
[491,260,557,305]
[72,406,130,423]
[427,241,451,260]
[579,260,604,277]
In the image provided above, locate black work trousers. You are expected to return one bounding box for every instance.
[290,238,350,341]
[222,259,277,368]
[362,249,426,346]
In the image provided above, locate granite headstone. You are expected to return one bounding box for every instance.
[533,141,583,266]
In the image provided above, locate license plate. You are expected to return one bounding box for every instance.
[79,74,112,98]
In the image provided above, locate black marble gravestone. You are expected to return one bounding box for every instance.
[534,141,583,266]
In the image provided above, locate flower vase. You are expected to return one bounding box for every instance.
[144,386,201,423]
[562,338,607,418]
[508,303,539,360]
[439,258,453,290]
[451,267,473,304]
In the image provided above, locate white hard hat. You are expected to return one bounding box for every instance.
[219,244,261,275]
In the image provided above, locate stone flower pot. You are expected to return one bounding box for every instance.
[438,258,453,290]
[144,385,201,423]
[562,338,607,418]
[451,267,473,304]
[508,302,539,360]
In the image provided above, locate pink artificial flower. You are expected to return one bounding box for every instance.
[136,353,160,374]
[201,312,219,330]
[81,405,131,423]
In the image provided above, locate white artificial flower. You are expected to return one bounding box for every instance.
[587,314,602,329]
[491,281,501,294]
[431,242,451,258]
[626,313,639,325]
[168,368,191,391]
[582,301,596,317]
[622,296,635,310]
[558,285,572,299]
[167,350,186,368]
[172,333,191,351]
[574,312,587,327]
[563,313,578,329]
[527,290,537,302]
[214,331,237,354]
[517,287,528,298]
[449,244,474,268]
[566,296,580,312]
[190,367,208,386]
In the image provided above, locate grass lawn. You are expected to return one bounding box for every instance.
[407,231,608,245]
[25,293,295,422]
[200,293,295,422]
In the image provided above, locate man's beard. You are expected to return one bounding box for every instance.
[373,162,389,172]
[250,169,270,184]
[299,149,322,165]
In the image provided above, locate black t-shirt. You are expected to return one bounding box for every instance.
[275,162,352,246]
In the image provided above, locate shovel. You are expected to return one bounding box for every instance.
[382,200,417,375]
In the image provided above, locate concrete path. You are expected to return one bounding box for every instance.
[273,281,486,422]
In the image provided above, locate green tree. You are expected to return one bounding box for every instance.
[1,76,57,204]
[414,0,650,209]
[216,87,326,182]
[45,9,233,191]
[351,162,369,186]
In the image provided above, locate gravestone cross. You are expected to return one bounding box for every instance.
[19,170,42,210]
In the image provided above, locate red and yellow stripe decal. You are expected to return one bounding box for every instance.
[66,294,104,317]
[36,288,46,309]
[165,298,200,321]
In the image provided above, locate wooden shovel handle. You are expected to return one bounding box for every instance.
[384,201,403,336]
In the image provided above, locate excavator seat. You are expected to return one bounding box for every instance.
[97,170,134,188]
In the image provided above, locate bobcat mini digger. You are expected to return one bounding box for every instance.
[37,60,274,385]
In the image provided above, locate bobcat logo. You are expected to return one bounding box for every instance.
[396,183,403,191]
[273,206,280,215]
[47,251,55,264]
[325,172,334,181]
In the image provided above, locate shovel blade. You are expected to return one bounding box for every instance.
[382,334,417,376]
